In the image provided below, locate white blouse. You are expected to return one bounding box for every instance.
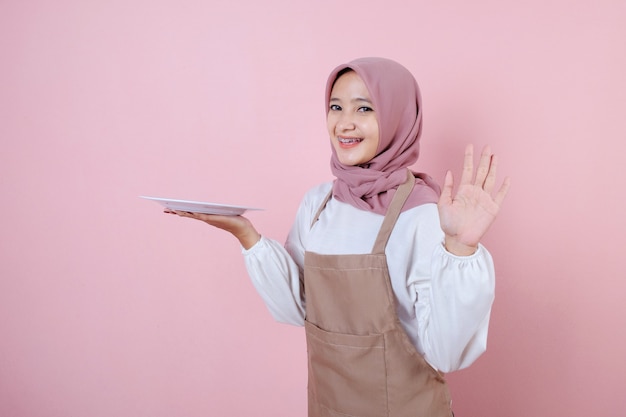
[242,182,495,373]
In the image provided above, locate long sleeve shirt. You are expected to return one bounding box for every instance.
[242,181,495,373]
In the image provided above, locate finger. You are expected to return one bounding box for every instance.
[493,176,511,206]
[459,144,474,186]
[438,170,454,206]
[474,145,492,187]
[195,213,221,222]
[483,154,498,194]
[172,210,197,218]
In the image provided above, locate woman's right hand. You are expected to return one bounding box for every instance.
[164,209,261,249]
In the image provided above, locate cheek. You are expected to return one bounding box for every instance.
[367,119,380,145]
[326,116,337,136]
[369,122,379,137]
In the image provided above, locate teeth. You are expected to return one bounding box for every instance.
[339,138,362,144]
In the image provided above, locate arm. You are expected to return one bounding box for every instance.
[418,243,496,372]
[242,189,324,325]
[400,206,495,372]
[164,209,306,325]
[164,184,330,325]
[243,236,305,325]
[413,144,509,371]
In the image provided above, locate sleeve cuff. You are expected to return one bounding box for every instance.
[439,241,486,260]
[241,235,265,255]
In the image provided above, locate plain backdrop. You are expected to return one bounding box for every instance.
[1,0,625,416]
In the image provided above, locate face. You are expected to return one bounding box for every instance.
[327,71,380,166]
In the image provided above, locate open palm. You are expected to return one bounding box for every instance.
[438,145,511,255]
[164,209,261,249]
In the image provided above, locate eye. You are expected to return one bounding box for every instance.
[329,104,342,111]
[358,106,374,112]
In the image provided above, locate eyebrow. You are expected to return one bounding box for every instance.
[329,97,374,104]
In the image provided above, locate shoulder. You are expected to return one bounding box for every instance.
[300,181,333,210]
[399,202,439,222]
[291,181,333,225]
[411,202,439,217]
[304,181,333,199]
[394,203,443,238]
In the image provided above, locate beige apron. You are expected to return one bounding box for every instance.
[304,170,453,417]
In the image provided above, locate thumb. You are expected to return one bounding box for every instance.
[438,170,454,206]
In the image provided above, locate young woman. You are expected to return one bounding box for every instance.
[166,57,510,417]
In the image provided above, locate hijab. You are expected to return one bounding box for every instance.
[326,57,440,215]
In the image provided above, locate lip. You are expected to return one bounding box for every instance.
[337,136,363,148]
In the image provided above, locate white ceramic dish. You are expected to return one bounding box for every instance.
[140,196,263,216]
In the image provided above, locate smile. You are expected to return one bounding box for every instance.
[338,137,363,144]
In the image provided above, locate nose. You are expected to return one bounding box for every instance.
[336,112,355,131]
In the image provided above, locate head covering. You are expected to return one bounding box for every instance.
[326,57,440,215]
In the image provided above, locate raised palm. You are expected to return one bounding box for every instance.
[438,145,511,255]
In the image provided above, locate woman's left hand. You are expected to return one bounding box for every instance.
[437,144,511,256]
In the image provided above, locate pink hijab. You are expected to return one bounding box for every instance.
[326,57,440,215]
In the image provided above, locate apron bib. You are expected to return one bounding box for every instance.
[304,170,453,417]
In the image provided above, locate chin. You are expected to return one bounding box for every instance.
[339,159,366,167]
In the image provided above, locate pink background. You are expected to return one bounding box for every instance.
[1,0,625,416]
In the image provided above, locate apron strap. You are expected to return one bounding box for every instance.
[310,188,334,229]
[371,170,415,255]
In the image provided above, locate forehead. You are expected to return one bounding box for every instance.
[329,71,371,98]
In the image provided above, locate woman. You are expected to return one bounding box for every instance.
[166,57,510,416]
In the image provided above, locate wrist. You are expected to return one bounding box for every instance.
[237,228,261,250]
[444,236,478,256]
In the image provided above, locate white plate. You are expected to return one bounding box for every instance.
[140,196,263,216]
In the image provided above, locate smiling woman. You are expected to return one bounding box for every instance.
[165,57,510,416]
[327,70,380,166]
[2,0,625,415]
